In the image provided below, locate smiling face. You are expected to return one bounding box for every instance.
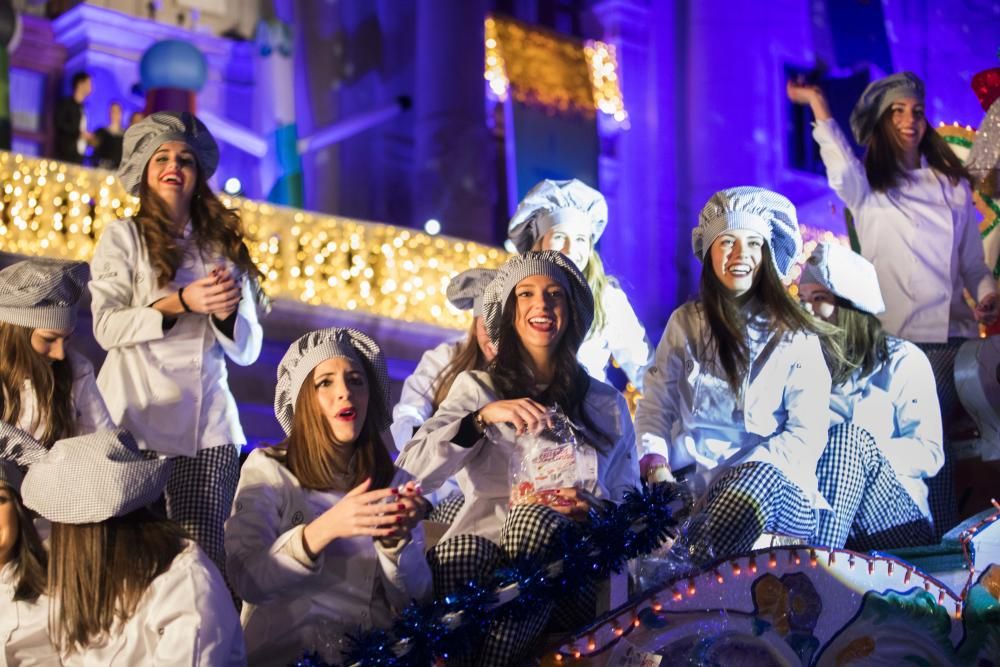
[798,282,838,323]
[534,219,593,271]
[709,229,765,297]
[512,274,569,357]
[30,327,74,362]
[145,141,198,213]
[313,356,370,446]
[887,96,927,155]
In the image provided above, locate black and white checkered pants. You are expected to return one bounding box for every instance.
[677,462,816,567]
[917,341,964,538]
[427,503,596,666]
[165,443,240,581]
[428,491,465,524]
[814,423,934,551]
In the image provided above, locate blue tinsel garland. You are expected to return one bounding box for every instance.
[295,482,684,667]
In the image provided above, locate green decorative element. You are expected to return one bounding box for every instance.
[943,134,974,150]
[267,123,303,207]
[845,208,862,253]
[980,194,1000,239]
[957,582,1000,664]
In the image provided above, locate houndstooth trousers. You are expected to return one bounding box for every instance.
[427,503,596,666]
[814,423,934,550]
[164,444,240,583]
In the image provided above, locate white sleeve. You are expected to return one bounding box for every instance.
[374,525,433,612]
[69,353,116,434]
[224,453,324,605]
[742,334,832,479]
[395,371,493,493]
[600,392,641,502]
[209,276,264,367]
[955,182,997,303]
[602,284,654,392]
[880,344,945,479]
[812,118,871,212]
[89,221,168,350]
[634,311,686,459]
[390,340,459,452]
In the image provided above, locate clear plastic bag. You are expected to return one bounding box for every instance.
[508,406,598,508]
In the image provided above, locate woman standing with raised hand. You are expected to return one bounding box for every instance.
[226,328,430,666]
[89,111,265,579]
[0,258,114,447]
[508,179,653,391]
[636,187,833,564]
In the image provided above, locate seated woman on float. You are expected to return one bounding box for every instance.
[635,187,833,565]
[799,242,943,550]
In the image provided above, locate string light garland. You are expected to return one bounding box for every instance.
[0,151,506,329]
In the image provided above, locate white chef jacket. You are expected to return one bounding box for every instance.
[13,350,115,441]
[225,449,432,666]
[635,301,832,510]
[89,219,263,456]
[389,338,463,453]
[829,336,943,520]
[813,118,996,342]
[396,370,640,545]
[579,281,653,392]
[0,565,59,667]
[60,541,245,666]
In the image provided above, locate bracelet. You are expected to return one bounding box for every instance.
[177,287,192,313]
[473,410,488,434]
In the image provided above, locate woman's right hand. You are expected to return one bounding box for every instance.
[478,398,551,435]
[786,80,833,121]
[181,274,241,317]
[302,478,404,557]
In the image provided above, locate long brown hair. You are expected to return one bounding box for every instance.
[279,363,395,492]
[48,509,186,654]
[864,112,971,193]
[0,322,76,447]
[134,169,261,289]
[826,301,889,385]
[1,483,48,602]
[700,243,840,394]
[431,320,490,411]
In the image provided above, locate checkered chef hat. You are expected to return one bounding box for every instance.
[0,257,89,330]
[480,250,594,346]
[800,242,885,315]
[118,111,219,196]
[274,327,391,436]
[849,72,925,146]
[0,421,48,495]
[693,186,802,279]
[507,179,608,254]
[21,429,172,524]
[446,268,498,316]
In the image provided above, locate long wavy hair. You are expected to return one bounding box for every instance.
[48,508,187,654]
[134,168,262,291]
[0,322,76,447]
[431,319,490,412]
[700,243,843,394]
[1,483,48,602]
[826,300,890,385]
[583,248,611,334]
[864,111,971,193]
[275,358,395,492]
[488,288,614,452]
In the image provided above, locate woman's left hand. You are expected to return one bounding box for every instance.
[532,487,600,522]
[209,266,242,320]
[975,293,999,326]
[377,481,425,545]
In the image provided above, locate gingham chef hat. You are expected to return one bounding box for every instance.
[849,72,925,146]
[446,268,498,316]
[693,186,802,279]
[117,111,219,196]
[274,327,391,436]
[0,421,48,494]
[507,179,609,253]
[800,242,886,316]
[21,429,172,524]
[480,250,594,346]
[0,257,89,330]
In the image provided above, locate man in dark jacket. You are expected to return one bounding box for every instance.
[53,72,93,163]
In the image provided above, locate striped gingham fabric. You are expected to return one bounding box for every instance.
[446,268,498,316]
[21,429,172,524]
[0,258,89,330]
[506,179,609,253]
[0,421,48,493]
[480,250,594,347]
[814,422,933,550]
[274,327,391,435]
[428,503,595,666]
[692,186,802,279]
[918,340,964,538]
[117,111,219,195]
